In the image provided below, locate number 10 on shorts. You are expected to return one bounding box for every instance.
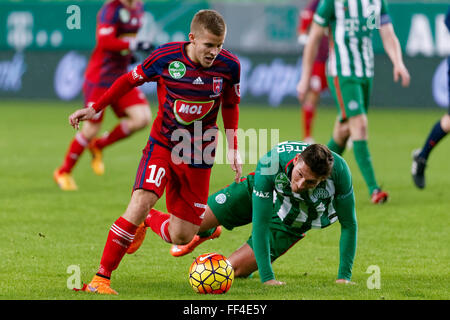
[146,165,166,187]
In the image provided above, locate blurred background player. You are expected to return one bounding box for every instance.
[129,143,357,286]
[297,0,410,204]
[412,5,450,189]
[54,0,153,191]
[297,0,329,144]
[69,9,242,294]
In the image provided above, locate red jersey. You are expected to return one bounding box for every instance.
[85,0,144,87]
[298,0,329,63]
[134,42,241,167]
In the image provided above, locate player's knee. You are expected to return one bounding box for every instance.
[80,122,100,140]
[441,114,450,132]
[124,190,158,223]
[136,111,151,128]
[170,232,194,245]
[349,114,368,139]
[127,117,149,132]
[126,105,152,131]
[233,265,252,278]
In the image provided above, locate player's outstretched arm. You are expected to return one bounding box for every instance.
[335,191,357,284]
[222,103,242,183]
[68,68,146,129]
[227,148,242,184]
[297,22,326,101]
[69,106,96,130]
[379,23,410,87]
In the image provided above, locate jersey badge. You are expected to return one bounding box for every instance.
[215,193,227,204]
[312,188,330,200]
[213,77,223,95]
[275,173,290,191]
[119,8,130,23]
[168,61,186,79]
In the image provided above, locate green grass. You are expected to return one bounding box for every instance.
[0,99,449,300]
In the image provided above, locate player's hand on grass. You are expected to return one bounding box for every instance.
[264,279,286,286]
[228,149,242,184]
[69,106,96,130]
[393,64,410,87]
[335,279,356,285]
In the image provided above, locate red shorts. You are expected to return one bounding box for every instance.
[310,61,327,93]
[133,138,212,226]
[83,81,148,123]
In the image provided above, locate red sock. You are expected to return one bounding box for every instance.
[59,132,88,173]
[97,217,138,278]
[95,121,130,150]
[144,209,172,243]
[302,103,316,139]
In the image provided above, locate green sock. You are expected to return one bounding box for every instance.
[327,137,345,155]
[198,227,216,238]
[353,140,379,195]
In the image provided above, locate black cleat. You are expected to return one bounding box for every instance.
[411,149,426,189]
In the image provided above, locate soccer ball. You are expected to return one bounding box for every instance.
[189,253,234,294]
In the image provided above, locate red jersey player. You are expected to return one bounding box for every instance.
[297,0,329,143]
[69,9,242,295]
[54,0,153,190]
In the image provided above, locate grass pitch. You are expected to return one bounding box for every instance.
[0,99,449,301]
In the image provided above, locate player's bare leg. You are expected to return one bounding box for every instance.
[169,207,222,257]
[89,104,151,175]
[228,242,293,285]
[82,189,158,295]
[54,121,101,191]
[227,243,258,278]
[122,104,152,132]
[327,117,350,156]
[332,117,350,148]
[129,202,216,255]
[301,90,320,143]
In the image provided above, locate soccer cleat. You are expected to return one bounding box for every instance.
[411,149,426,189]
[126,222,147,254]
[88,139,105,176]
[170,226,222,257]
[371,188,389,204]
[79,275,118,295]
[53,169,78,191]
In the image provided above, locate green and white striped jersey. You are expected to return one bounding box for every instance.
[314,0,391,78]
[265,141,353,233]
[252,141,357,282]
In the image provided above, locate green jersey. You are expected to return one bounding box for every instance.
[252,141,357,282]
[314,0,391,78]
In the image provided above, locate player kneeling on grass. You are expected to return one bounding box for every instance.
[129,142,357,285]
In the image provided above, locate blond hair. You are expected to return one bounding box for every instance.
[190,9,226,36]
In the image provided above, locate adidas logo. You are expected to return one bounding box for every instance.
[192,77,204,85]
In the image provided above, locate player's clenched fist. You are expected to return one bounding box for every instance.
[69,106,96,130]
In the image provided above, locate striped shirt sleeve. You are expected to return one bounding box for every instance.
[314,0,334,27]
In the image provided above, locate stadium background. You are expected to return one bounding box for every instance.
[1,0,449,302]
[0,0,449,108]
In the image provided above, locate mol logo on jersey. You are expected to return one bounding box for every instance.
[173,99,215,125]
